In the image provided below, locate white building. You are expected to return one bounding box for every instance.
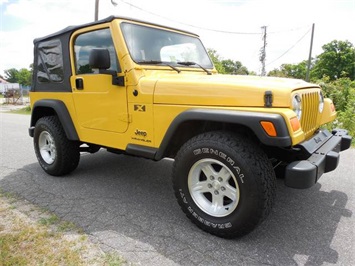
[0,78,20,94]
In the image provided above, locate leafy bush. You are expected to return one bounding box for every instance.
[319,77,355,143]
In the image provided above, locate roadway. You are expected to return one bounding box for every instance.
[0,112,354,265]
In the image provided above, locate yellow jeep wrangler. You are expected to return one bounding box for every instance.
[29,16,351,238]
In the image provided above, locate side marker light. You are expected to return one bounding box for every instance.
[260,121,277,137]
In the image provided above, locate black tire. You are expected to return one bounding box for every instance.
[34,116,80,176]
[173,131,276,238]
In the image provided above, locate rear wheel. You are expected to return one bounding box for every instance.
[34,116,80,176]
[173,131,276,238]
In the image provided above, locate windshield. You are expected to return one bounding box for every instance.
[121,22,213,69]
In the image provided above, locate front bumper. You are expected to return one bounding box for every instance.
[285,129,352,189]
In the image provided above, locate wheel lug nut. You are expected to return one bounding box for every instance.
[218,177,223,182]
[210,176,215,180]
[214,190,219,195]
[221,186,226,191]
[208,184,212,188]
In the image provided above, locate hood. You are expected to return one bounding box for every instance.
[152,74,319,107]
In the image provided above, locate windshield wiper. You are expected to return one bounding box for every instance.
[177,61,212,75]
[136,60,181,73]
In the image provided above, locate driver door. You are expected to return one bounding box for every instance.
[70,26,128,133]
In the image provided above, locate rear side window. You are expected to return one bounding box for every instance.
[37,39,64,83]
[74,28,120,74]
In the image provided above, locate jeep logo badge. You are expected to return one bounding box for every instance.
[135,129,147,137]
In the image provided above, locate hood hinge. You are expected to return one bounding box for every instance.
[264,90,273,107]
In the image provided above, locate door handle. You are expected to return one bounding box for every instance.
[75,78,84,90]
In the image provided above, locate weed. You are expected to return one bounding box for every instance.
[58,221,77,232]
[104,252,126,266]
[38,215,59,226]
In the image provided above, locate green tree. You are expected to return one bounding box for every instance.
[207,49,250,75]
[221,59,249,75]
[4,68,19,83]
[268,61,307,79]
[311,40,355,81]
[207,48,225,73]
[17,68,32,86]
[3,67,32,86]
[267,68,286,78]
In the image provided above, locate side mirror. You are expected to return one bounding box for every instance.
[88,48,124,86]
[89,48,111,70]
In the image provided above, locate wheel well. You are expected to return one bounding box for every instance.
[31,101,79,141]
[31,106,56,127]
[155,109,292,161]
[164,121,258,158]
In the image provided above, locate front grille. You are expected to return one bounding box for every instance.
[300,92,319,137]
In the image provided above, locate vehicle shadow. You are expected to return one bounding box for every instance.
[0,151,352,265]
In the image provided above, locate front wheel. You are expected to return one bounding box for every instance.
[34,116,80,176]
[173,131,276,238]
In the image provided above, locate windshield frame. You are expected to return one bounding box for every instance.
[120,22,213,69]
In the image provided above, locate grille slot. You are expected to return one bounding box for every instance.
[300,92,319,137]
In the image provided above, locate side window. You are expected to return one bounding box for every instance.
[74,28,120,74]
[37,39,64,83]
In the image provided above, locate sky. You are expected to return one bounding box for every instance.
[0,0,354,77]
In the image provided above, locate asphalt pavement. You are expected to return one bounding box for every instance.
[0,112,354,265]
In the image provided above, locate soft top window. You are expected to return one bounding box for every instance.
[37,39,64,83]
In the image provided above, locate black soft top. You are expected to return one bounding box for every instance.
[34,15,198,44]
[32,16,198,93]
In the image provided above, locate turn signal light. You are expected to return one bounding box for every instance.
[260,121,277,137]
[290,117,301,132]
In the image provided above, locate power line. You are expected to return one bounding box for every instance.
[118,0,312,37]
[116,0,315,73]
[118,0,261,35]
[266,27,312,67]
[267,25,311,35]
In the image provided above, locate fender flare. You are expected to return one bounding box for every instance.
[29,99,79,141]
[155,109,291,160]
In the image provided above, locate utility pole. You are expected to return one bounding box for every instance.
[95,0,118,21]
[260,26,267,76]
[306,23,315,82]
[95,0,99,21]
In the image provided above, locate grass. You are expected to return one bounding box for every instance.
[0,191,125,265]
[0,224,83,265]
[9,105,31,115]
[104,253,126,266]
[38,215,60,226]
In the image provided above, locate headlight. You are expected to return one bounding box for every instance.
[319,91,324,113]
[292,94,302,120]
